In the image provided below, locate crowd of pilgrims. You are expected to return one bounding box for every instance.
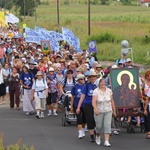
[0,26,150,147]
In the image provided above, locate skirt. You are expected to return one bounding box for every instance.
[22,89,35,112]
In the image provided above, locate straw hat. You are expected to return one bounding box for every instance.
[35,71,43,77]
[88,71,98,77]
[76,74,85,81]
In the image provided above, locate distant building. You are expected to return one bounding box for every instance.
[140,0,150,7]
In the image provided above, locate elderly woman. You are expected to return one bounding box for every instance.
[92,78,116,146]
[20,65,35,115]
[141,70,150,139]
[6,67,20,109]
[31,71,48,119]
[71,74,86,139]
[46,67,59,116]
[76,71,97,142]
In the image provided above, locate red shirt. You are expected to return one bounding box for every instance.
[38,66,46,73]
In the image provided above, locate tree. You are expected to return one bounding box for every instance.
[0,0,14,10]
[14,0,41,16]
[0,0,41,16]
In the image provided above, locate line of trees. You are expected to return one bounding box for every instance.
[0,0,41,16]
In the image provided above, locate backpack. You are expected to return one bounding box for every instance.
[63,77,76,89]
[35,78,45,86]
[34,78,46,96]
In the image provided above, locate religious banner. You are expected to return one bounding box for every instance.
[41,40,51,55]
[110,68,140,109]
[88,40,97,54]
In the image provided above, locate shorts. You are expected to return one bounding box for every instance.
[46,92,57,105]
[35,97,46,111]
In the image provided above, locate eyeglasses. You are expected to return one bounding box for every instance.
[118,63,123,65]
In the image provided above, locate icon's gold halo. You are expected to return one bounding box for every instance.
[117,70,136,90]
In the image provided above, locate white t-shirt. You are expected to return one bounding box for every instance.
[93,88,112,113]
[32,79,48,98]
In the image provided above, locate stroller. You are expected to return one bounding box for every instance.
[62,91,77,126]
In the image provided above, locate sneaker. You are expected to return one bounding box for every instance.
[90,135,95,142]
[53,112,58,116]
[95,135,101,145]
[35,114,40,119]
[113,130,119,135]
[84,126,88,132]
[41,113,45,118]
[26,112,29,115]
[16,107,20,110]
[47,113,52,116]
[78,131,83,139]
[82,130,85,137]
[104,141,111,147]
[53,109,58,116]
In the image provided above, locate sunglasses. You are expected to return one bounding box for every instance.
[79,78,84,80]
[118,63,123,65]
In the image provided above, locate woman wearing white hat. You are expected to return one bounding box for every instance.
[46,67,59,116]
[71,74,86,139]
[76,71,97,142]
[31,71,48,119]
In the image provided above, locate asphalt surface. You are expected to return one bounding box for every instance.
[0,101,150,150]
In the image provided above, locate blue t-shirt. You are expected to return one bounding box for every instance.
[82,82,97,106]
[20,72,34,89]
[71,84,85,108]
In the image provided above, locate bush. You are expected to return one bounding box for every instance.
[120,0,131,5]
[87,32,116,44]
[41,0,49,5]
[0,134,34,150]
[64,0,69,5]
[143,35,150,44]
[92,0,99,5]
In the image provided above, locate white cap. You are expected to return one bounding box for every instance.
[126,58,132,62]
[112,65,118,68]
[49,67,54,72]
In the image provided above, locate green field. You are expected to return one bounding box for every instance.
[16,0,150,64]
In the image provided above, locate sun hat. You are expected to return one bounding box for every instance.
[49,67,54,72]
[23,64,29,70]
[126,58,132,62]
[35,71,43,77]
[76,74,85,81]
[96,64,103,68]
[28,59,36,65]
[88,71,98,77]
[76,67,84,73]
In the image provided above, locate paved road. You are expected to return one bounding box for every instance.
[0,102,149,150]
